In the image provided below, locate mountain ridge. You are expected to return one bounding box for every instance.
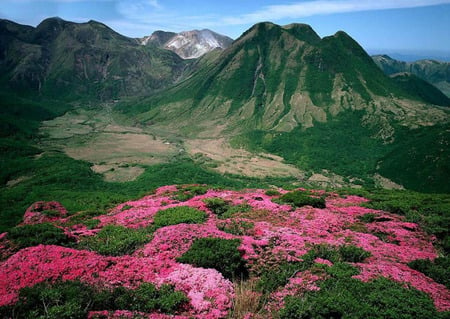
[141,28,233,59]
[372,54,450,98]
[0,17,187,101]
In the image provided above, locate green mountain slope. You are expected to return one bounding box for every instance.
[0,17,188,101]
[372,55,450,98]
[119,22,450,192]
[390,73,450,107]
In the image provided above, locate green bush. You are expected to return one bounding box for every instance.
[1,280,188,318]
[256,245,371,294]
[358,213,377,223]
[408,257,450,289]
[257,261,311,294]
[3,280,94,319]
[177,237,248,280]
[311,244,371,263]
[103,283,188,314]
[203,197,231,216]
[78,225,151,256]
[265,189,281,196]
[203,198,251,219]
[279,277,443,319]
[171,185,209,201]
[153,206,207,228]
[8,223,75,249]
[218,220,254,235]
[338,245,372,263]
[275,190,326,208]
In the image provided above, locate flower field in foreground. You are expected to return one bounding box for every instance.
[0,185,449,318]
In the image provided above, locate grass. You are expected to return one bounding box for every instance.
[153,206,207,228]
[78,225,152,256]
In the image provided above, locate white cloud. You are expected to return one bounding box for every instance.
[148,0,161,9]
[221,0,450,25]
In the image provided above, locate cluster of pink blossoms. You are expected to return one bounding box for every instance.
[0,185,449,317]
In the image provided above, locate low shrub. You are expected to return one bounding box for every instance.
[311,244,371,263]
[78,225,151,256]
[338,245,372,263]
[172,185,208,201]
[177,237,248,280]
[274,190,326,208]
[8,223,74,249]
[257,261,310,293]
[279,277,443,319]
[256,245,371,294]
[358,213,377,223]
[265,189,281,196]
[203,198,251,219]
[0,280,188,318]
[218,220,254,235]
[153,206,207,228]
[102,283,188,314]
[203,197,231,216]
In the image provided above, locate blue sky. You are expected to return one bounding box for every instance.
[1,0,450,59]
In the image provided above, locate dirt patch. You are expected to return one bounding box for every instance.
[91,164,145,182]
[40,107,179,181]
[374,174,404,190]
[185,138,302,178]
[65,132,177,165]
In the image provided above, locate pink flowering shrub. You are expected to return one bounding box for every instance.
[22,201,68,225]
[0,185,449,317]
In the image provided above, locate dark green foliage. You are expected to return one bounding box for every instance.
[338,245,372,263]
[153,206,207,227]
[256,245,371,294]
[177,237,248,280]
[100,283,188,314]
[325,262,360,279]
[6,280,94,319]
[78,225,151,256]
[378,123,450,193]
[203,198,251,219]
[409,257,450,289]
[257,261,311,294]
[358,213,377,223]
[8,223,74,249]
[171,185,208,201]
[279,277,443,319]
[203,197,231,216]
[218,220,254,235]
[275,190,326,209]
[391,73,450,107]
[1,280,188,318]
[311,244,371,263]
[265,189,281,196]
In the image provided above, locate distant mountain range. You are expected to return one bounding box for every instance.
[372,55,450,98]
[0,17,187,100]
[1,18,450,192]
[140,29,233,59]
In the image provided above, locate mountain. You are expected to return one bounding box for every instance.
[372,55,450,97]
[0,17,187,101]
[141,29,233,59]
[121,22,450,192]
[390,72,450,107]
